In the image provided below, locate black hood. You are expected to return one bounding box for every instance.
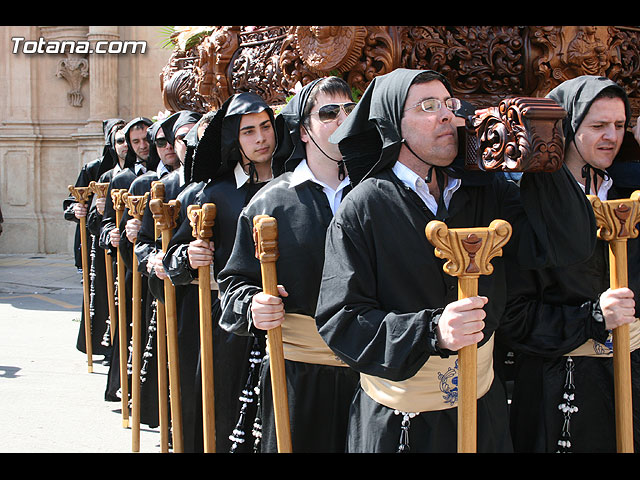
[546,75,632,193]
[190,92,275,183]
[183,111,215,184]
[97,118,126,178]
[329,68,491,186]
[145,121,163,172]
[546,75,631,146]
[122,116,154,170]
[160,110,202,146]
[271,78,324,176]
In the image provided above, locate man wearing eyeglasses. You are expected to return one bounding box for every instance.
[314,68,597,452]
[217,76,360,453]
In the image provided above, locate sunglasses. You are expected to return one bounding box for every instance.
[308,102,356,123]
[155,138,169,148]
[405,97,462,114]
[115,137,126,144]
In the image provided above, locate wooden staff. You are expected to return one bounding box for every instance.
[122,191,149,453]
[149,181,184,453]
[588,191,640,453]
[426,219,512,453]
[149,181,169,453]
[252,214,292,453]
[68,185,94,373]
[111,188,129,428]
[187,203,218,453]
[89,181,118,345]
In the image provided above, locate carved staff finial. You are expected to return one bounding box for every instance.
[587,191,640,453]
[425,218,512,453]
[111,188,127,213]
[122,192,149,221]
[150,180,165,202]
[68,185,92,204]
[188,203,217,242]
[426,219,512,279]
[88,181,110,199]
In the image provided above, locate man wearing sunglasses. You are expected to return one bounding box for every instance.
[217,76,359,452]
[314,68,597,452]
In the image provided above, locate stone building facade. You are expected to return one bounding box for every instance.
[0,26,172,255]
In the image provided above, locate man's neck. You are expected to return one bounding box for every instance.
[396,152,445,202]
[307,154,342,190]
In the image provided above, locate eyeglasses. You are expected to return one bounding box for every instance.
[405,97,461,114]
[308,102,356,123]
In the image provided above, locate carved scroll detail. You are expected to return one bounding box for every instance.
[470,97,566,172]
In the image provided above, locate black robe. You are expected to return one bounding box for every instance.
[218,172,360,453]
[164,171,267,453]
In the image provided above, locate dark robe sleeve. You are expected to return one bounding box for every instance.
[99,181,118,254]
[316,194,450,382]
[497,264,609,358]
[217,212,264,338]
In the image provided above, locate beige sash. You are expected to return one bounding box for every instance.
[360,335,495,413]
[565,318,640,357]
[278,313,347,367]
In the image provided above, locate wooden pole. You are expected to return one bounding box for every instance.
[253,215,292,453]
[149,182,169,453]
[588,191,640,453]
[149,184,184,453]
[188,203,218,453]
[425,219,512,453]
[89,181,118,345]
[123,191,149,453]
[68,185,93,373]
[111,188,129,428]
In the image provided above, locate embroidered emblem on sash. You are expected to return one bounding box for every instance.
[592,334,614,355]
[438,360,459,406]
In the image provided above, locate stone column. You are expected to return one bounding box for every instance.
[82,26,120,134]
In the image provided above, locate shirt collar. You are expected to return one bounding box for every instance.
[289,158,350,192]
[392,160,462,212]
[576,171,613,201]
[156,161,170,179]
[233,162,251,189]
